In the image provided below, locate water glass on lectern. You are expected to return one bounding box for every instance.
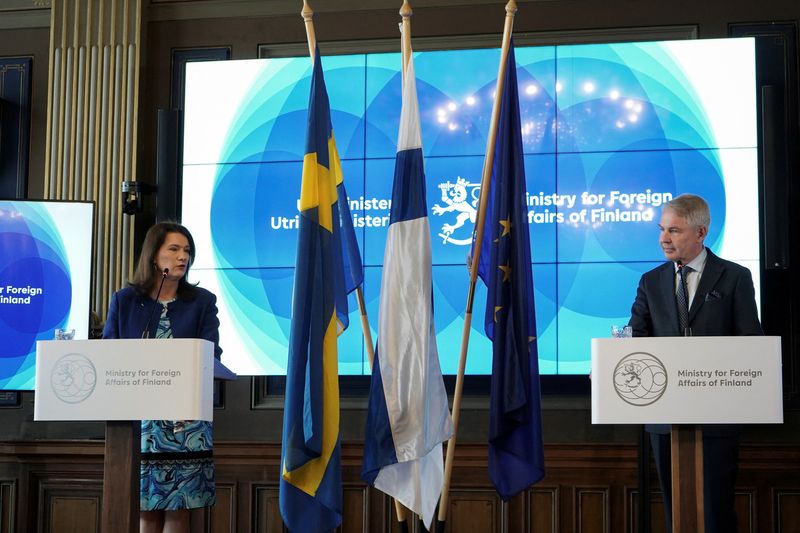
[610,325,632,338]
[54,328,75,340]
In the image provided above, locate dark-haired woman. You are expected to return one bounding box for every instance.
[103,222,221,533]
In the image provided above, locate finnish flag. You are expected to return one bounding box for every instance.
[361,54,453,529]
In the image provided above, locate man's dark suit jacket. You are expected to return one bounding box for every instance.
[628,246,763,434]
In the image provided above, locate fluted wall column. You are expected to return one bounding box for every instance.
[44,0,143,319]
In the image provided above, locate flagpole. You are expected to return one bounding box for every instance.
[400,1,411,82]
[386,2,415,531]
[301,0,376,370]
[302,1,408,527]
[437,1,518,529]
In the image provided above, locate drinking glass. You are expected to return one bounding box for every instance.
[54,328,76,340]
[611,325,632,338]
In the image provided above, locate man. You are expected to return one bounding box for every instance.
[628,193,763,532]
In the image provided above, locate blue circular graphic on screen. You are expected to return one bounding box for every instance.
[0,204,73,379]
[0,257,72,333]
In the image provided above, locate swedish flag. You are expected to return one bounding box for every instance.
[280,47,351,532]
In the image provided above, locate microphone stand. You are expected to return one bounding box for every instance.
[141,268,169,338]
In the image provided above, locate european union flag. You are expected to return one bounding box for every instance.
[476,41,545,501]
[280,47,351,532]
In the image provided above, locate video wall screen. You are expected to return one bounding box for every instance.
[181,37,760,376]
[0,200,94,390]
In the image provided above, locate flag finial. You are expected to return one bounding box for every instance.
[506,0,518,16]
[301,0,313,20]
[399,1,413,77]
[301,1,316,61]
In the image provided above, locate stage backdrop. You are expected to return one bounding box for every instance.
[181,37,759,376]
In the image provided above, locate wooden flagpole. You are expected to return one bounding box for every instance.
[437,1,518,529]
[388,0,415,530]
[302,0,375,370]
[401,1,412,83]
[302,1,408,528]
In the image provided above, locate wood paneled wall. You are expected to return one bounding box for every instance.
[0,440,797,533]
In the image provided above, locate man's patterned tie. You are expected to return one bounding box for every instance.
[676,264,692,335]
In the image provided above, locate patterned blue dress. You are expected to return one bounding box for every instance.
[140,302,215,511]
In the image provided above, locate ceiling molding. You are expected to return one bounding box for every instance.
[0,0,49,10]
[259,25,699,57]
[0,0,49,29]
[0,9,50,30]
[148,0,558,22]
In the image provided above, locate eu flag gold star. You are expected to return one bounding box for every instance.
[494,305,503,322]
[498,264,511,282]
[499,218,512,237]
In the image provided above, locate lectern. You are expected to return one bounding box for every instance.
[591,336,783,532]
[35,338,236,533]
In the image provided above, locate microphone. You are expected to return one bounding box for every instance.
[141,268,169,338]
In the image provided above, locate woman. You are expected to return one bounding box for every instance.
[103,222,221,533]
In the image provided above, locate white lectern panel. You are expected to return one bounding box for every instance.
[34,339,214,421]
[591,336,782,424]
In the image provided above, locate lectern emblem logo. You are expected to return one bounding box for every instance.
[613,352,668,406]
[51,353,97,404]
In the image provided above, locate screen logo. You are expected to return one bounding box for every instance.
[613,351,667,406]
[432,177,480,245]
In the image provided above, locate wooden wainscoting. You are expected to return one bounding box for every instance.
[0,441,104,533]
[0,440,798,532]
